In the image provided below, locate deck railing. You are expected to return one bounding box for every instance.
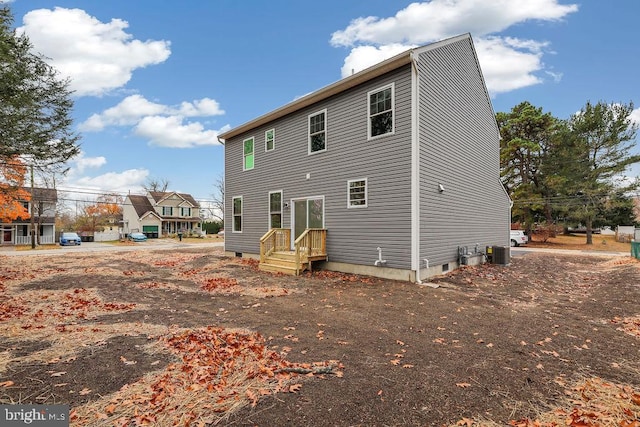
[294,228,327,275]
[259,228,291,263]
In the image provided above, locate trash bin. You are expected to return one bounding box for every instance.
[631,241,640,260]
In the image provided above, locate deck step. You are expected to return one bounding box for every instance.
[259,262,301,275]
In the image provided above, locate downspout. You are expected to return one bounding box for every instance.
[409,53,421,284]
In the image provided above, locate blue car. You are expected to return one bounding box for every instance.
[128,232,147,242]
[59,232,81,246]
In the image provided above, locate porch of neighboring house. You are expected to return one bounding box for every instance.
[1,224,56,245]
[161,220,200,236]
[259,228,327,275]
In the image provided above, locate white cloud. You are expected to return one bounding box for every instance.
[630,108,640,126]
[71,169,149,194]
[17,7,171,96]
[79,95,168,131]
[340,43,415,79]
[135,116,229,148]
[331,0,578,95]
[178,98,225,117]
[69,152,107,174]
[330,0,578,47]
[79,94,228,147]
[474,37,546,94]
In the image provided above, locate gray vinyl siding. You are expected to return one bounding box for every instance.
[417,37,510,265]
[225,65,413,269]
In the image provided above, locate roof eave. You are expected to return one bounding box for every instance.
[218,51,413,141]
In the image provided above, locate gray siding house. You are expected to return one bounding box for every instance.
[220,34,511,282]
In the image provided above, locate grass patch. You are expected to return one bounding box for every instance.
[528,234,631,252]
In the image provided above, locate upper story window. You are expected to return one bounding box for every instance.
[162,206,173,216]
[232,196,242,232]
[180,207,191,217]
[243,137,255,170]
[265,129,275,152]
[348,179,368,208]
[308,109,327,154]
[368,83,394,139]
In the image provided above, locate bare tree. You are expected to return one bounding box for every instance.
[143,178,170,193]
[207,174,224,222]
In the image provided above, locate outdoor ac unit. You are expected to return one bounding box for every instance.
[492,246,510,265]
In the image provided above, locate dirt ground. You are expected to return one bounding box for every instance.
[1,246,639,426]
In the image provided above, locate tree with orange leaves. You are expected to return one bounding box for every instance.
[0,157,31,223]
[76,194,123,233]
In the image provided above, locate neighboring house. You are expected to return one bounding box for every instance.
[1,187,57,245]
[219,33,511,282]
[123,191,202,238]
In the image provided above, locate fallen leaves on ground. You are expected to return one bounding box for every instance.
[611,315,640,338]
[70,326,340,426]
[451,377,640,427]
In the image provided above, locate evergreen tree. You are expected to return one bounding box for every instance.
[566,101,639,244]
[1,6,80,170]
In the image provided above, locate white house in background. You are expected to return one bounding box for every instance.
[1,187,57,245]
[122,191,202,238]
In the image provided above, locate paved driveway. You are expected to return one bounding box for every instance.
[0,239,224,256]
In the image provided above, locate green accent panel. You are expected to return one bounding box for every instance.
[244,154,254,170]
[142,225,158,232]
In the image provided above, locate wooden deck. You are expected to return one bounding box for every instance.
[259,228,327,275]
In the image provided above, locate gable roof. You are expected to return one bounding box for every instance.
[128,194,155,218]
[24,187,57,203]
[148,191,200,207]
[219,33,473,141]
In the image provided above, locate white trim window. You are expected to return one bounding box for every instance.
[243,137,255,170]
[308,109,327,154]
[232,196,243,232]
[348,179,368,208]
[368,83,395,139]
[180,207,191,217]
[268,190,282,228]
[265,128,275,152]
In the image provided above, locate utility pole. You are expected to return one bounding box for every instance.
[30,164,36,249]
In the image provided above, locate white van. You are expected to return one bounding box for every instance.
[510,230,528,247]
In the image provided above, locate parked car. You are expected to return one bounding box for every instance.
[510,230,528,247]
[128,232,147,242]
[59,232,81,246]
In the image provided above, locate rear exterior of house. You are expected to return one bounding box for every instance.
[221,34,510,282]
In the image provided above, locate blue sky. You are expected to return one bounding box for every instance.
[3,0,639,210]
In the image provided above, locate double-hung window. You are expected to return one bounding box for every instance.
[180,207,191,217]
[232,196,242,232]
[243,137,254,170]
[308,109,327,154]
[368,83,394,139]
[348,179,367,208]
[162,206,173,216]
[269,191,282,228]
[265,129,275,152]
